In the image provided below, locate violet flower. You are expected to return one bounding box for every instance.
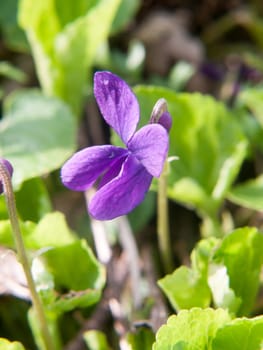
[61,71,171,220]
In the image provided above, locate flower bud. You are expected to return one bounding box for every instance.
[150,98,172,132]
[158,111,172,132]
[0,158,13,194]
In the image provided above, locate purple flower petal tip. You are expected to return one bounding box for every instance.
[61,71,172,220]
[94,71,140,144]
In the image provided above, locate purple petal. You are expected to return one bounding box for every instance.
[94,71,140,144]
[61,145,128,191]
[158,111,172,132]
[127,124,168,177]
[98,156,125,189]
[89,155,152,220]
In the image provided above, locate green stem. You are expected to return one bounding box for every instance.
[200,212,223,238]
[157,160,173,273]
[0,163,55,350]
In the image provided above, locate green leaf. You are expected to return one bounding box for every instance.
[0,90,77,189]
[29,237,105,314]
[0,338,25,350]
[19,0,121,115]
[134,87,248,216]
[227,175,263,210]
[0,212,105,315]
[50,287,103,313]
[212,316,263,350]
[83,330,111,350]
[0,212,75,249]
[158,238,218,311]
[15,177,52,222]
[25,212,76,249]
[153,308,231,350]
[43,240,105,290]
[0,219,35,248]
[166,177,212,212]
[213,227,263,316]
[158,266,211,311]
[153,308,263,350]
[158,228,263,316]
[41,240,106,312]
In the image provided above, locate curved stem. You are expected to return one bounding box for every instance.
[157,160,173,273]
[0,162,55,350]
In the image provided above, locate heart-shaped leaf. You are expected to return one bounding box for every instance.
[134,87,248,217]
[0,90,77,189]
[153,308,231,350]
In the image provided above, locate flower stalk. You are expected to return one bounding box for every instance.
[157,159,173,273]
[0,161,55,350]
